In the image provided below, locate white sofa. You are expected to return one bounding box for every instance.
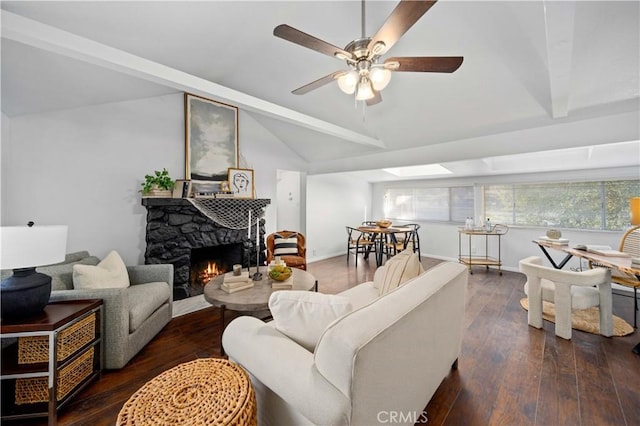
[222,261,468,426]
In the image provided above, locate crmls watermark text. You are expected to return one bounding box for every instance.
[377,410,428,423]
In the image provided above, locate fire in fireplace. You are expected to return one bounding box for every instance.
[189,244,243,296]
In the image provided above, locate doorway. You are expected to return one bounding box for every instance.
[276,169,305,233]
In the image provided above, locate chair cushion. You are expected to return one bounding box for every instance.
[128,281,171,333]
[73,250,130,290]
[524,279,600,310]
[280,255,306,269]
[268,291,352,352]
[37,256,101,290]
[273,233,299,256]
[378,249,424,296]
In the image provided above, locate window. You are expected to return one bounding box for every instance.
[484,180,639,231]
[384,187,473,222]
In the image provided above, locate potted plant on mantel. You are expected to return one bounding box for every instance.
[141,168,175,198]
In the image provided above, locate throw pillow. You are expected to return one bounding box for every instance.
[273,233,299,256]
[378,248,424,296]
[269,291,352,352]
[73,250,130,290]
[372,264,387,289]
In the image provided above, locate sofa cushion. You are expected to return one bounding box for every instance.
[269,291,352,352]
[378,249,424,296]
[273,233,299,256]
[128,281,171,333]
[36,256,100,290]
[73,250,130,290]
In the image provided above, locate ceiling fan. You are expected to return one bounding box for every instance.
[273,0,463,106]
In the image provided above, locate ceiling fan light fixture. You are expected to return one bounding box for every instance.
[337,70,359,94]
[370,67,391,91]
[355,77,374,101]
[371,41,387,56]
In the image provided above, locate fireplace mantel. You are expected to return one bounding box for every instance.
[142,197,271,299]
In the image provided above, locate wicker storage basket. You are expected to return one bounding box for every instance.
[15,346,95,405]
[18,313,96,364]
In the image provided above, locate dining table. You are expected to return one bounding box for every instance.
[357,225,414,267]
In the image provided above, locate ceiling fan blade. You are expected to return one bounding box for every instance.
[385,56,463,73]
[366,91,383,106]
[292,71,346,95]
[367,0,438,57]
[274,24,353,60]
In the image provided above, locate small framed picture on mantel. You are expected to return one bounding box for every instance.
[228,168,254,199]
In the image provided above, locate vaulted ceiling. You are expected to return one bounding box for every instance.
[2,1,639,179]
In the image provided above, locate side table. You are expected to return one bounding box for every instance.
[1,299,103,425]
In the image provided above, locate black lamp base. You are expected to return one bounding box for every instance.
[1,268,52,319]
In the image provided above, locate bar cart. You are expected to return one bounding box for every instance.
[458,224,509,275]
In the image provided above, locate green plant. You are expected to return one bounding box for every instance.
[141,168,175,194]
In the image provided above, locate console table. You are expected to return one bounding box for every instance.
[1,300,102,425]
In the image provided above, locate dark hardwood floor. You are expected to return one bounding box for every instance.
[8,255,639,426]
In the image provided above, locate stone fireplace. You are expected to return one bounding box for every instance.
[142,198,270,299]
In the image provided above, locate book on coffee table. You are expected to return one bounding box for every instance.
[271,278,293,290]
[221,282,254,293]
[224,272,250,284]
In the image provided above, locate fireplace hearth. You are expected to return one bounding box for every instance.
[142,198,270,299]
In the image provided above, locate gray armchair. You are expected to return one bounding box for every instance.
[41,251,173,369]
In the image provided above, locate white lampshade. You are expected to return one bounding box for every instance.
[355,78,374,101]
[337,70,359,94]
[0,225,68,270]
[370,67,392,91]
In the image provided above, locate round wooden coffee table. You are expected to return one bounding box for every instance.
[204,266,317,354]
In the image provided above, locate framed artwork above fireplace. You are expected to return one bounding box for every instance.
[228,168,255,199]
[185,93,238,182]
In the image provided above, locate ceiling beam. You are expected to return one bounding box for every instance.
[1,10,385,149]
[543,0,576,119]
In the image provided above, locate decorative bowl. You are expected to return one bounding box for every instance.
[269,266,292,281]
[376,220,392,228]
[546,229,562,239]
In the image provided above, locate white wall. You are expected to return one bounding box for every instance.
[1,112,11,223]
[306,173,371,262]
[2,94,308,265]
[372,167,638,272]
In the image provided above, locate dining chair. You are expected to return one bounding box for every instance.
[385,223,422,260]
[589,225,640,327]
[519,256,613,340]
[347,226,374,267]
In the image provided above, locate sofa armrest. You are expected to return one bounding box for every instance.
[127,264,173,288]
[222,316,350,425]
[49,287,130,355]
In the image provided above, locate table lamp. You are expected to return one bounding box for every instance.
[631,197,640,226]
[1,223,68,319]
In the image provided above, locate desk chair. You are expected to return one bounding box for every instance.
[590,225,640,327]
[519,256,613,340]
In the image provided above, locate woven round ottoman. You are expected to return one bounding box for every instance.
[116,358,257,425]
